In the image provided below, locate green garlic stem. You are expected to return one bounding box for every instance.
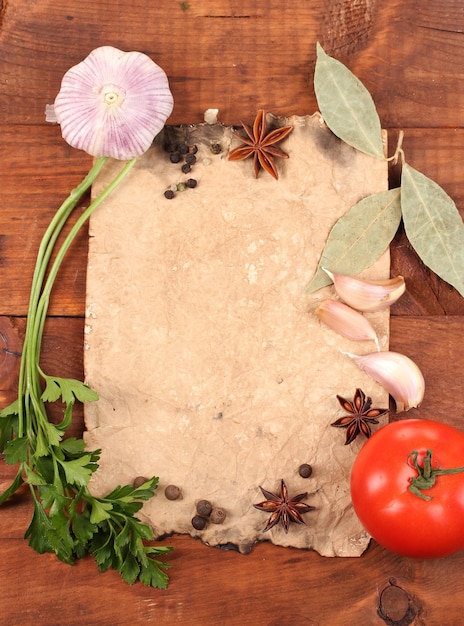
[18,157,108,438]
[18,157,136,443]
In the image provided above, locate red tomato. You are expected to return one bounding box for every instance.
[350,419,464,558]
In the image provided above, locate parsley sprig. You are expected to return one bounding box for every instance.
[0,159,171,588]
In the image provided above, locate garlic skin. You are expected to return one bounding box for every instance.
[316,300,379,349]
[323,269,405,312]
[49,46,174,160]
[346,350,425,412]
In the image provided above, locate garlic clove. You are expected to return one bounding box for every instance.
[316,300,379,349]
[323,269,406,312]
[345,350,425,412]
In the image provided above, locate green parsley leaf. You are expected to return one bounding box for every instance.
[5,436,29,464]
[0,398,20,419]
[139,551,171,589]
[58,454,98,487]
[41,375,99,405]
[89,498,114,524]
[120,551,141,585]
[0,402,19,452]
[22,463,47,486]
[0,468,24,504]
[71,512,97,557]
[59,437,88,455]
[25,498,74,564]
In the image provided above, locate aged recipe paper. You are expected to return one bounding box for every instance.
[84,114,388,556]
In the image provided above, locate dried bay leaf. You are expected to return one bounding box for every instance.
[401,164,464,297]
[314,43,384,160]
[306,188,402,292]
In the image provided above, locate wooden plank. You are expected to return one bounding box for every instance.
[0,525,463,624]
[389,128,464,315]
[324,1,464,129]
[1,437,464,626]
[0,0,321,126]
[2,0,464,127]
[0,126,91,317]
[2,0,464,620]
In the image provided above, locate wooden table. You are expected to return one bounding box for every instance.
[2,1,464,623]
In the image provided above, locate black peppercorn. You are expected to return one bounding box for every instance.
[210,508,227,524]
[186,178,197,188]
[164,484,182,500]
[191,514,207,530]
[210,142,222,154]
[185,153,197,165]
[169,152,182,163]
[181,163,191,174]
[298,463,313,478]
[189,144,198,154]
[179,143,189,155]
[196,499,213,517]
[164,189,175,199]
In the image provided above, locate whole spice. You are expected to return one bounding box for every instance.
[298,463,313,478]
[196,499,213,517]
[210,142,222,154]
[253,479,315,533]
[331,388,388,445]
[228,109,293,179]
[191,515,207,531]
[164,484,182,500]
[210,508,227,524]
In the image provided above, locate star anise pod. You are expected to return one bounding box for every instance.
[253,479,315,533]
[331,388,389,445]
[228,109,293,179]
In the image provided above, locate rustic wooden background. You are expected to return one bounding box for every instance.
[2,1,464,623]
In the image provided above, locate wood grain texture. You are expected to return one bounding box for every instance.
[0,479,463,625]
[0,0,464,127]
[3,0,464,622]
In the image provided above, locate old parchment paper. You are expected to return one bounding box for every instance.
[84,114,389,556]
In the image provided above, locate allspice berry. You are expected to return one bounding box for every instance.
[196,499,213,517]
[191,515,207,530]
[132,476,149,488]
[210,508,227,524]
[164,484,182,501]
[298,463,313,478]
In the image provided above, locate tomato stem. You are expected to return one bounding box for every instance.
[408,449,464,501]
